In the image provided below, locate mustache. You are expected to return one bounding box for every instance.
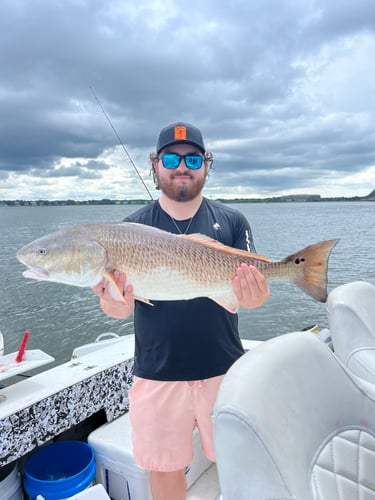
[173,171,193,179]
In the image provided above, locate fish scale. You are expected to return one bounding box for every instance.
[16,222,339,313]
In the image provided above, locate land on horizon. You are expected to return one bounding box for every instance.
[1,189,374,207]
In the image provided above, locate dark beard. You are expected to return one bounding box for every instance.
[156,172,206,202]
[175,184,193,202]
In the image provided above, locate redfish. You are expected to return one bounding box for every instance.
[16,222,339,313]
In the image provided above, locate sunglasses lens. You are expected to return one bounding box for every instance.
[160,154,203,169]
[185,155,203,169]
[161,154,180,169]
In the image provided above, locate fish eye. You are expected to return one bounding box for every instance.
[38,248,47,255]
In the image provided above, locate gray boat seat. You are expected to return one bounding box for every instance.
[214,331,375,500]
[327,281,375,383]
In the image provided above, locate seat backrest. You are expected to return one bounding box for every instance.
[214,331,375,500]
[327,281,375,383]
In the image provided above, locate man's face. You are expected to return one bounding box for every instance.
[154,144,207,202]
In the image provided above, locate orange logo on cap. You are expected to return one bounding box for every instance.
[174,126,187,140]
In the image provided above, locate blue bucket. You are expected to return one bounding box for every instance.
[23,441,96,500]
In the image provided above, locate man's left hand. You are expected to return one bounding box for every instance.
[232,264,270,309]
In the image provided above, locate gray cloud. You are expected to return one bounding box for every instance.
[0,0,374,199]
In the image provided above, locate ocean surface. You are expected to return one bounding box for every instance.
[1,202,374,370]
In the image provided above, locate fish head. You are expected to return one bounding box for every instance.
[16,227,107,287]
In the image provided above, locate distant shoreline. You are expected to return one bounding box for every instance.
[1,191,374,207]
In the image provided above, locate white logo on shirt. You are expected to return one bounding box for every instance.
[245,230,251,252]
[213,222,221,230]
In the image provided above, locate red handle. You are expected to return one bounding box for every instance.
[15,331,30,362]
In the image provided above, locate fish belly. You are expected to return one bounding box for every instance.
[126,267,231,302]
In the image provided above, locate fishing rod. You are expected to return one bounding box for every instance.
[90,86,154,201]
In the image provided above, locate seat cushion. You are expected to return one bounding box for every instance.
[311,429,375,500]
[328,282,375,383]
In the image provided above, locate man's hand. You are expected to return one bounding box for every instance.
[232,264,270,309]
[93,271,135,319]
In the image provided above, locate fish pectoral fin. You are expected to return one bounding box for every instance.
[209,294,239,314]
[103,272,153,307]
[134,296,154,306]
[103,271,128,304]
[179,233,272,263]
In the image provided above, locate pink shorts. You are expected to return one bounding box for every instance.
[128,375,224,472]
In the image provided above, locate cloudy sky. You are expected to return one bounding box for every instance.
[1,0,374,201]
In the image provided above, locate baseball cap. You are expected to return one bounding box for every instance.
[156,122,206,154]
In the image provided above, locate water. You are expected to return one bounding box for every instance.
[1,202,374,370]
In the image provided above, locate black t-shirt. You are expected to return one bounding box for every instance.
[124,198,256,381]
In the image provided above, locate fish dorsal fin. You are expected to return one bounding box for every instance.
[178,233,272,263]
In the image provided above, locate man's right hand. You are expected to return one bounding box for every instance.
[93,271,135,319]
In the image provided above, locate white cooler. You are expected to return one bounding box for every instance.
[70,484,111,499]
[88,412,212,500]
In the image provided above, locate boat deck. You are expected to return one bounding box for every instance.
[187,464,219,499]
[0,334,259,497]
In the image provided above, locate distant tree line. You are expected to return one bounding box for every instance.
[1,189,373,207]
[0,199,152,207]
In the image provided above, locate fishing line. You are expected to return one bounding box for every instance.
[89,86,154,201]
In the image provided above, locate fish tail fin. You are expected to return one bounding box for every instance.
[285,239,339,302]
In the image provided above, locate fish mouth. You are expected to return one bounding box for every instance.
[22,266,49,281]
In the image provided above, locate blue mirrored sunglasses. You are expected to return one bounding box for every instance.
[160,153,204,170]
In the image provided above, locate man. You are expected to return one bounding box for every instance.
[94,122,269,499]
